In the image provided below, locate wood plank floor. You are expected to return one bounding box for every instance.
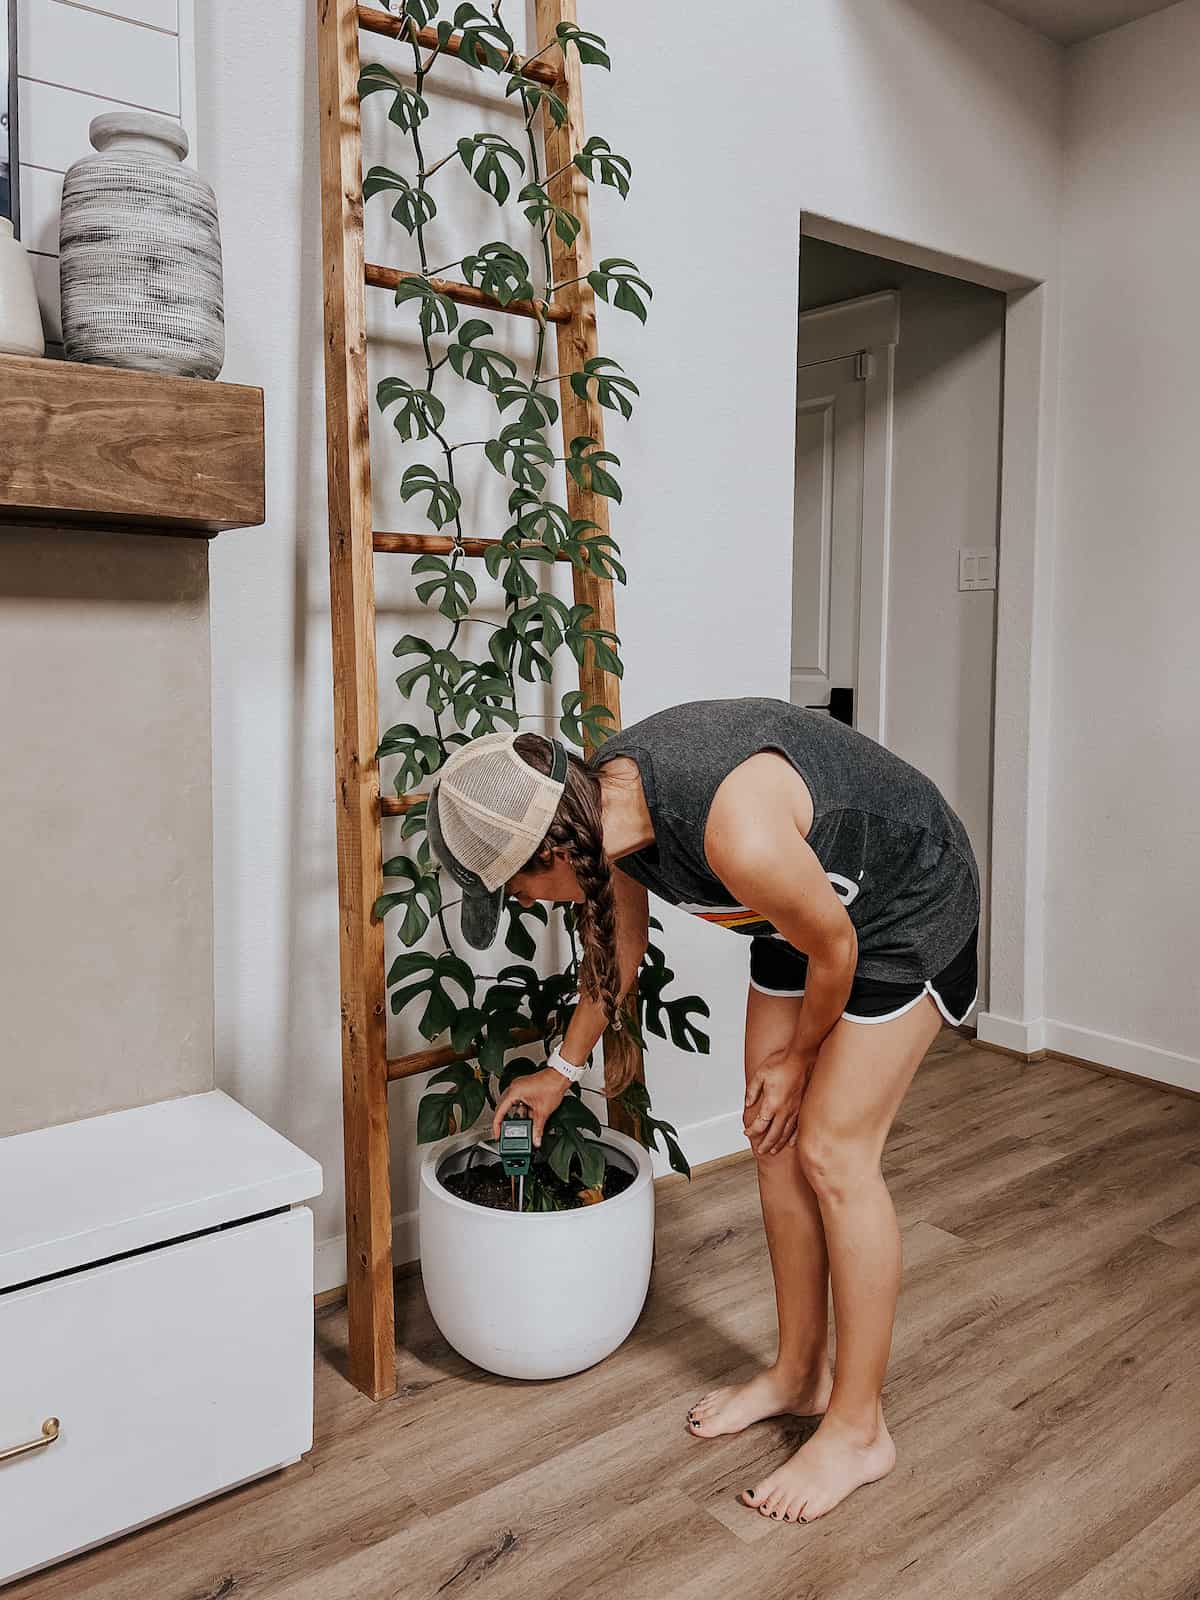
[15,1032,1200,1599]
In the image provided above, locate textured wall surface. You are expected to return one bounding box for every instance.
[0,528,214,1135]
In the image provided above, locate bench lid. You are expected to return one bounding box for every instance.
[0,1092,323,1291]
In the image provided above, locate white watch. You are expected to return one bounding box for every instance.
[545,1046,585,1084]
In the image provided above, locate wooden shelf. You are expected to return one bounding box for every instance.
[0,354,265,537]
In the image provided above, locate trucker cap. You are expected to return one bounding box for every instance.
[426,731,570,950]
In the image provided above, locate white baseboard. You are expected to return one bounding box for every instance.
[976,1010,1047,1054]
[312,1108,750,1296]
[1042,1018,1200,1096]
[977,1010,1199,1096]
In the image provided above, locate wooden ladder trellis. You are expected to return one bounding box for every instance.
[317,0,642,1400]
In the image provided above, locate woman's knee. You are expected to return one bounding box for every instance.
[793,1122,880,1199]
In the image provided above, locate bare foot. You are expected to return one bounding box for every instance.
[741,1411,897,1523]
[686,1363,834,1439]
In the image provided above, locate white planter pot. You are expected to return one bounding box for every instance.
[419,1128,654,1380]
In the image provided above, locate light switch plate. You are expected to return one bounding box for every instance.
[959,547,997,591]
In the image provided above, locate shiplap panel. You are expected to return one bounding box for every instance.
[17,164,64,254]
[17,0,179,113]
[52,0,178,30]
[18,79,183,174]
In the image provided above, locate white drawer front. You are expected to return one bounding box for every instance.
[0,1208,314,1583]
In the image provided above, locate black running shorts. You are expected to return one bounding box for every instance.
[748,923,979,1026]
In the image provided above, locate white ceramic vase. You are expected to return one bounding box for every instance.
[418,1128,655,1380]
[0,220,46,357]
[58,111,224,378]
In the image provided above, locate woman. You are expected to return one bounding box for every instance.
[425,695,980,1526]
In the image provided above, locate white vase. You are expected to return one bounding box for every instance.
[418,1128,655,1380]
[0,220,47,358]
[58,111,224,378]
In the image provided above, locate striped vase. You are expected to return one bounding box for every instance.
[59,111,224,379]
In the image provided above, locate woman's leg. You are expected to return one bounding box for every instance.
[687,983,836,1437]
[743,992,944,1524]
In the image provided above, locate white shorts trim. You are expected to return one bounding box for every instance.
[748,977,807,998]
[749,976,979,1027]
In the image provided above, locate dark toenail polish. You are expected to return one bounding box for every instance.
[771,1511,779,1519]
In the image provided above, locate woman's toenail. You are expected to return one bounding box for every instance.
[771,1511,779,1519]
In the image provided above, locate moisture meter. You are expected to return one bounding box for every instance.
[498,1101,533,1211]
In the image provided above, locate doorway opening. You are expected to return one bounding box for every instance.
[793,231,1008,1015]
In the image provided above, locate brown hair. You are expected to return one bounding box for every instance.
[513,732,640,1094]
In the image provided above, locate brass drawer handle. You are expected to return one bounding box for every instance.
[0,1418,60,1464]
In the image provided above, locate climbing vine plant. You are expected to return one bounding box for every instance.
[362,0,708,1200]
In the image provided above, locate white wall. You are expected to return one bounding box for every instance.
[197,0,1063,1290]
[1042,0,1200,1090]
[799,242,1006,1014]
[15,0,196,346]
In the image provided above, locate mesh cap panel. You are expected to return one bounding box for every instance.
[432,732,566,892]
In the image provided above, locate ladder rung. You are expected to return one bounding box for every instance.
[380,794,423,815]
[373,531,572,560]
[357,8,560,86]
[388,1025,543,1082]
[365,264,570,325]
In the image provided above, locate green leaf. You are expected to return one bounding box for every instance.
[417,1062,487,1143]
[362,166,437,236]
[542,1092,605,1188]
[637,941,711,1055]
[391,634,467,713]
[492,376,559,430]
[559,689,618,749]
[563,528,626,585]
[375,846,443,946]
[398,0,437,25]
[449,3,514,72]
[489,616,553,685]
[504,899,548,960]
[411,552,477,621]
[564,605,624,679]
[554,19,611,69]
[588,257,652,325]
[461,241,533,307]
[394,275,458,336]
[569,356,639,420]
[387,951,477,1041]
[518,181,581,247]
[565,435,623,502]
[400,463,462,529]
[456,132,525,206]
[483,536,546,600]
[446,318,518,392]
[616,1080,691,1178]
[375,720,444,794]
[376,376,446,442]
[508,492,574,549]
[357,66,429,133]
[573,135,631,199]
[505,76,568,129]
[447,659,520,735]
[485,423,555,491]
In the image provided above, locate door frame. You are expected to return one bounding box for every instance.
[794,289,900,745]
[801,214,1058,1053]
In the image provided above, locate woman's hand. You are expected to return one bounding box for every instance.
[491,1066,570,1146]
[743,1048,817,1157]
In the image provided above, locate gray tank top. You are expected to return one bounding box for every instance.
[585,696,980,983]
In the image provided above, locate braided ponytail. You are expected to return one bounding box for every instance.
[513,733,640,1094]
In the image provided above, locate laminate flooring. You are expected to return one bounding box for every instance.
[15,1032,1200,1599]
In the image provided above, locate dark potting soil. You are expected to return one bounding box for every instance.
[441,1158,635,1213]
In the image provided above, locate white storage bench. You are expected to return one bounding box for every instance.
[0,1091,322,1583]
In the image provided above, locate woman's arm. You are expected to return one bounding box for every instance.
[490,870,650,1142]
[705,761,858,1154]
